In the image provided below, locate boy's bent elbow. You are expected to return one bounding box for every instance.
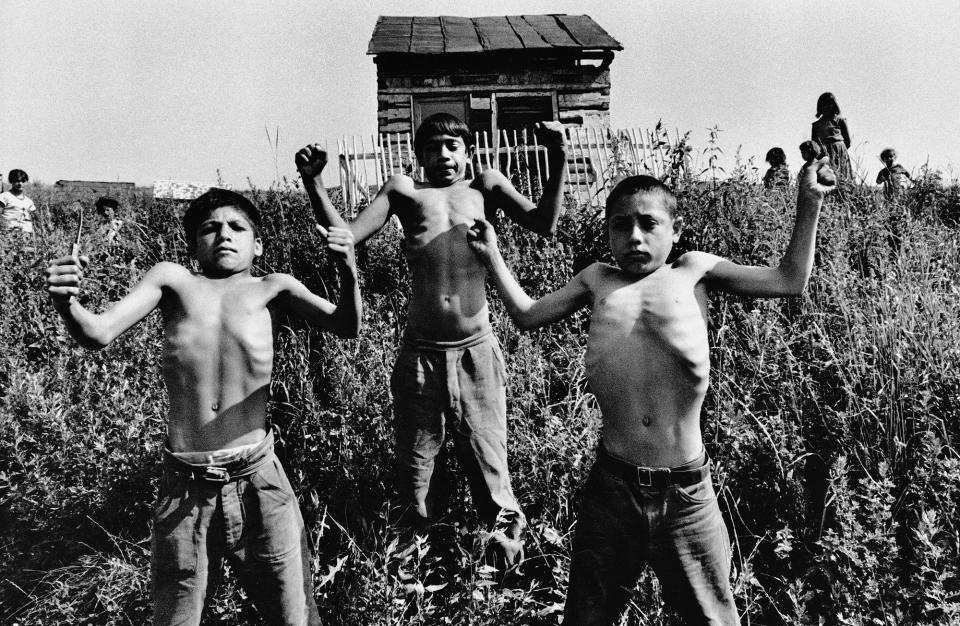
[514,312,540,331]
[77,334,110,351]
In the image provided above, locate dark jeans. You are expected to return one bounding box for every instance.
[564,450,739,625]
[151,433,321,626]
[390,330,525,550]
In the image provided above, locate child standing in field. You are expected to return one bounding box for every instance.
[762,147,790,189]
[0,169,37,233]
[467,158,834,624]
[44,188,361,626]
[876,147,913,199]
[812,92,853,182]
[296,113,568,564]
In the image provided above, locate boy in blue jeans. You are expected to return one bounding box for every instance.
[296,113,568,563]
[44,188,361,625]
[467,159,834,623]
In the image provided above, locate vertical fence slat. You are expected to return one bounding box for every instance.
[501,130,512,176]
[337,137,348,209]
[646,129,657,178]
[589,127,604,196]
[531,129,543,194]
[353,135,370,203]
[575,127,587,205]
[593,127,607,202]
[372,134,382,188]
[518,129,531,195]
[405,133,417,181]
[473,132,482,175]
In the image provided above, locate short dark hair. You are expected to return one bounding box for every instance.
[182,188,262,252]
[413,113,474,161]
[605,175,678,219]
[765,147,787,166]
[8,169,28,184]
[95,196,120,215]
[880,147,897,160]
[799,140,822,159]
[816,92,841,117]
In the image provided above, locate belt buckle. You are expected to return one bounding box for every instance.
[203,466,230,483]
[636,466,670,487]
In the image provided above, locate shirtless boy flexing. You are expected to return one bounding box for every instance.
[44,188,361,625]
[296,113,567,562]
[468,159,834,624]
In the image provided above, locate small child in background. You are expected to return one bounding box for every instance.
[876,148,913,199]
[95,196,124,242]
[811,92,853,182]
[0,169,37,233]
[763,147,790,189]
[799,141,821,166]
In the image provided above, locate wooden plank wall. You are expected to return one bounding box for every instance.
[376,61,611,134]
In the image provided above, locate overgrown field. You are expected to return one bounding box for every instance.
[1,167,959,625]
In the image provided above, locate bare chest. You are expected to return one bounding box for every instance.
[588,275,709,360]
[163,280,275,354]
[399,186,486,263]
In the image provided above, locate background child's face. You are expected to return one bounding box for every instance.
[193,205,263,276]
[420,133,470,186]
[800,146,816,162]
[607,192,681,276]
[882,153,897,167]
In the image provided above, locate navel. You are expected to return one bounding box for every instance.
[642,414,652,427]
[211,401,220,412]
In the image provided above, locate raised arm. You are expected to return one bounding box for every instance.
[45,256,170,350]
[704,156,834,297]
[296,144,397,244]
[478,121,569,236]
[273,226,361,338]
[467,218,590,329]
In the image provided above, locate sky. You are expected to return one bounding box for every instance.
[2,0,959,189]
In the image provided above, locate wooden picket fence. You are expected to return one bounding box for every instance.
[332,126,689,213]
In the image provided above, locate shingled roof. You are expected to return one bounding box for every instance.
[368,14,622,55]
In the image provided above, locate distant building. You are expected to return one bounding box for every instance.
[55,180,135,197]
[368,14,622,136]
[152,180,229,201]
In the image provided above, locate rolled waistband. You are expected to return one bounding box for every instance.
[162,431,274,483]
[596,445,710,489]
[402,327,493,351]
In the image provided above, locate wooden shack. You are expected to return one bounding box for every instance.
[368,14,622,136]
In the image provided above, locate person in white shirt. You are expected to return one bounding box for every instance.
[0,169,37,233]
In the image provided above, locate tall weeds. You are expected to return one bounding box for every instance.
[1,169,957,624]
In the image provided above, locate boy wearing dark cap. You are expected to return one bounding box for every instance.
[44,188,360,625]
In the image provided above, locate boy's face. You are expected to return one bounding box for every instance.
[882,152,897,168]
[800,146,816,163]
[607,192,681,277]
[420,133,471,186]
[193,206,263,276]
[10,179,24,193]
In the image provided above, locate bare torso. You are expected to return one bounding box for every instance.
[583,260,711,467]
[158,266,282,452]
[390,177,493,341]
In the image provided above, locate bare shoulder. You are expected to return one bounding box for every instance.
[476,168,510,191]
[673,251,725,277]
[262,272,304,293]
[582,261,619,288]
[146,261,191,284]
[385,173,416,194]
